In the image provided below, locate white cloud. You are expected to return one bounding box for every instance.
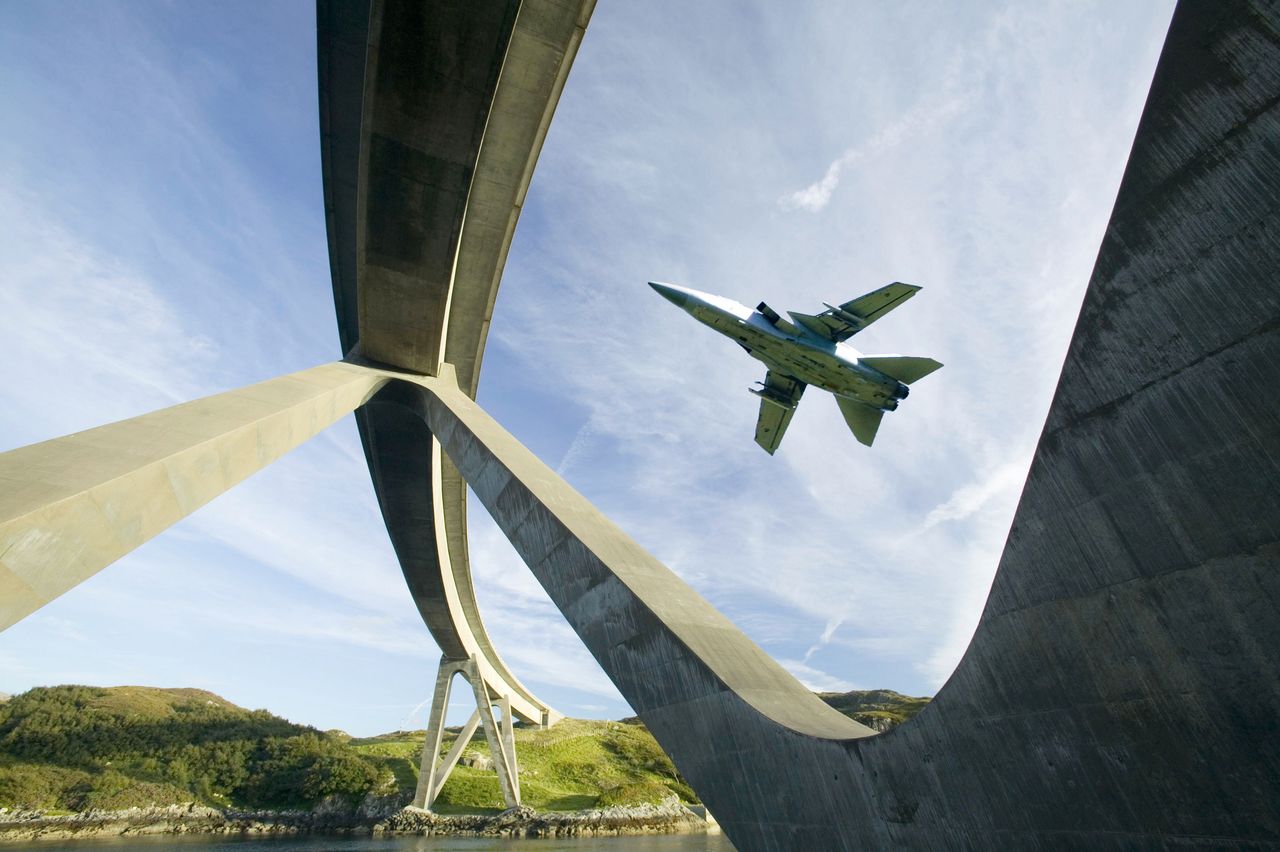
[923,459,1028,529]
[782,159,843,213]
[777,659,857,694]
[0,189,217,437]
[803,616,846,664]
[778,94,970,213]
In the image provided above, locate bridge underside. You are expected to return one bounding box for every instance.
[318,0,595,729]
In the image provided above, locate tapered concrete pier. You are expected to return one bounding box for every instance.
[0,363,387,629]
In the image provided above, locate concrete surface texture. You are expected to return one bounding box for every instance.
[0,363,388,631]
[318,0,594,728]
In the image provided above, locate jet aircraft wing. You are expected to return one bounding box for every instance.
[752,371,806,455]
[787,282,921,342]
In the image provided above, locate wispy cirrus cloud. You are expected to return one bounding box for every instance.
[923,458,1029,530]
[779,94,971,213]
[804,617,846,664]
[776,659,857,694]
[0,190,216,437]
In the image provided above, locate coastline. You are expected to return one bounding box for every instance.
[0,798,712,843]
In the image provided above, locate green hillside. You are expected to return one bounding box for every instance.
[0,685,384,812]
[351,718,695,814]
[818,689,930,729]
[0,685,928,815]
[0,686,692,814]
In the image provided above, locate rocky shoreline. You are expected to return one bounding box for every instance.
[377,799,709,838]
[0,797,711,843]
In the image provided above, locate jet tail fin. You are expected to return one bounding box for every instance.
[859,355,943,385]
[835,397,885,447]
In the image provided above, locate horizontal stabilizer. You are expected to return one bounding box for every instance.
[835,397,885,447]
[859,355,943,385]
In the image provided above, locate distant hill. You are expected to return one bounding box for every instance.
[0,685,930,815]
[817,689,930,731]
[0,685,375,813]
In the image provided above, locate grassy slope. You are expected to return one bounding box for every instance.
[351,718,696,814]
[0,686,928,814]
[817,689,931,729]
[0,687,692,814]
[0,685,376,813]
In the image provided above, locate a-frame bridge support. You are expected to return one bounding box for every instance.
[415,654,522,811]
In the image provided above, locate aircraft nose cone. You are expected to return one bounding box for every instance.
[649,281,689,308]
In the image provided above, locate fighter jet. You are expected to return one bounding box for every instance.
[649,281,941,453]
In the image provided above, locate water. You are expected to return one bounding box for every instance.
[24,834,735,851]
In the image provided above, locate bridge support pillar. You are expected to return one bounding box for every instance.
[414,654,521,811]
[0,362,388,630]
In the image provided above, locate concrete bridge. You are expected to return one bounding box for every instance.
[1,0,1277,848]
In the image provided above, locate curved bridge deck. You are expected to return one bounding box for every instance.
[318,0,594,726]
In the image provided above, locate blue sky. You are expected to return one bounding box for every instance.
[0,1,1174,736]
